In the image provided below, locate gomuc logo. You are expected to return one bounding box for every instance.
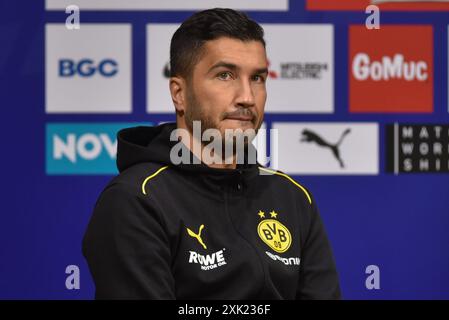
[349,25,433,113]
[46,123,151,175]
[352,53,428,82]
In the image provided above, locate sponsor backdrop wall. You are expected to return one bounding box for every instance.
[1,0,448,299]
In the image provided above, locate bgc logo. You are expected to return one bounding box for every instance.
[349,25,433,113]
[46,123,151,175]
[45,24,131,113]
[58,59,118,77]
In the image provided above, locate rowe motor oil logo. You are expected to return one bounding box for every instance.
[186,224,227,271]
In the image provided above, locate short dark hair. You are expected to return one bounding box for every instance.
[170,8,265,79]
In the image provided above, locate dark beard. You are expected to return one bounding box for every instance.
[184,85,259,162]
[184,85,217,136]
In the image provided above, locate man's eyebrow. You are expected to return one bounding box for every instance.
[254,67,269,75]
[207,62,269,76]
[207,61,238,74]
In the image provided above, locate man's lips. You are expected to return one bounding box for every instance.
[225,115,254,121]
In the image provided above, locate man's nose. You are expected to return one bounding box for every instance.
[236,78,255,107]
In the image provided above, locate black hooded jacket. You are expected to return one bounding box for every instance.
[82,122,341,299]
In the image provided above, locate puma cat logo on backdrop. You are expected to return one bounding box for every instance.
[300,128,351,168]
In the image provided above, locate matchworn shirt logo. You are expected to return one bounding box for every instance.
[257,210,292,253]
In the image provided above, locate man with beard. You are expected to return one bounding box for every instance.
[83,8,341,300]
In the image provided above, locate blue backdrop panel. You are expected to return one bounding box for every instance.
[0,0,448,299]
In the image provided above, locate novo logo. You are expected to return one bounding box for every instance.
[59,59,118,77]
[300,128,351,168]
[53,133,115,163]
[352,53,428,81]
[46,123,151,175]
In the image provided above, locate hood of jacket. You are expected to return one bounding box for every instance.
[116,122,260,176]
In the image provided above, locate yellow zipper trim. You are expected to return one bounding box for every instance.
[141,165,169,195]
[258,167,312,204]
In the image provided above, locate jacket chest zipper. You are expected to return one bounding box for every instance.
[223,184,267,297]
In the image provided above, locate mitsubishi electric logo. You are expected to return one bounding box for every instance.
[262,24,334,113]
[269,61,329,80]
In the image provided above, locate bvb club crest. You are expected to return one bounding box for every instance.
[257,210,292,253]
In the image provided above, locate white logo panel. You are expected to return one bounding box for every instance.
[147,24,180,114]
[271,122,378,175]
[263,24,334,113]
[46,0,288,11]
[45,24,132,113]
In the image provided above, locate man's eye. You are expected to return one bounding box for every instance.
[217,71,233,80]
[253,75,266,83]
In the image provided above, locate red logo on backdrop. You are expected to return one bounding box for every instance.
[307,0,449,11]
[267,60,278,79]
[349,25,433,113]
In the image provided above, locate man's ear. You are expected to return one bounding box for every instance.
[169,76,187,114]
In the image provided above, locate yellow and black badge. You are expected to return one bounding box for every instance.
[257,210,292,253]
